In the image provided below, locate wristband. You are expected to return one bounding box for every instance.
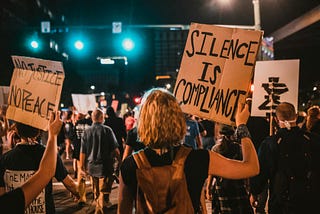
[235,124,251,141]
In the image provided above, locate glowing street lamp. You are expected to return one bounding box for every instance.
[30,40,39,49]
[74,40,84,50]
[122,38,135,51]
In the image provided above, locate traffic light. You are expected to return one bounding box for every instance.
[74,40,84,50]
[67,32,90,57]
[122,38,134,51]
[27,34,42,52]
[30,40,39,49]
[133,96,141,105]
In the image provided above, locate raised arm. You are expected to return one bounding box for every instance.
[208,104,259,179]
[21,111,62,207]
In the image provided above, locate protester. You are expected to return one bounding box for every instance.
[123,110,135,132]
[0,111,62,212]
[122,106,145,161]
[296,110,307,129]
[250,102,320,213]
[118,88,259,213]
[246,115,270,214]
[64,110,75,160]
[122,127,145,160]
[73,111,92,205]
[0,115,80,213]
[184,113,203,149]
[105,106,127,159]
[305,105,320,135]
[206,124,254,214]
[200,119,216,150]
[79,108,121,214]
[0,105,9,156]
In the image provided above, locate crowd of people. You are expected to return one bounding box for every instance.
[0,89,319,213]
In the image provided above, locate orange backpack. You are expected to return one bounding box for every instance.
[133,146,194,214]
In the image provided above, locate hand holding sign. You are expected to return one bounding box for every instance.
[6,56,65,130]
[235,103,250,127]
[174,23,262,126]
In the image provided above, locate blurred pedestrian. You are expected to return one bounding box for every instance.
[305,105,320,135]
[79,108,121,214]
[184,113,203,149]
[206,124,254,214]
[200,119,216,150]
[0,111,61,212]
[250,102,320,214]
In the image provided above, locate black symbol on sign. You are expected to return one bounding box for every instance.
[258,77,288,112]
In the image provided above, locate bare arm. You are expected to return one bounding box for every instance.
[196,134,203,149]
[208,104,259,179]
[21,111,62,207]
[205,175,214,200]
[78,152,86,178]
[117,174,134,214]
[122,145,133,161]
[114,148,121,165]
[62,175,80,199]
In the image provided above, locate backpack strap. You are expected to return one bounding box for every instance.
[172,146,192,167]
[133,150,152,169]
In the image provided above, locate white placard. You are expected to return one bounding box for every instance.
[0,86,9,105]
[71,94,97,114]
[251,59,299,117]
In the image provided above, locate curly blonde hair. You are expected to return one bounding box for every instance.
[137,88,186,149]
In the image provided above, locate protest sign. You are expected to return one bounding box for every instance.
[120,103,128,117]
[0,86,9,105]
[251,59,299,117]
[174,23,262,125]
[71,94,97,114]
[6,56,65,130]
[5,170,46,213]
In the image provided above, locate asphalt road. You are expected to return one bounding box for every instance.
[53,157,118,214]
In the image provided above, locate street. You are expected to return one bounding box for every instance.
[53,158,118,214]
[54,156,212,213]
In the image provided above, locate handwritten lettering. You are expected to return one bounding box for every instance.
[25,69,63,86]
[174,78,247,121]
[9,85,55,119]
[185,29,258,66]
[13,58,63,86]
[198,62,221,85]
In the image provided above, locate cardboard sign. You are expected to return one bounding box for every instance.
[251,60,299,117]
[6,56,65,130]
[174,23,263,125]
[120,103,128,117]
[5,170,46,213]
[0,86,9,105]
[71,94,97,114]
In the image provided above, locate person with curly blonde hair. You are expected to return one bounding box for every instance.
[137,88,186,150]
[118,88,259,213]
